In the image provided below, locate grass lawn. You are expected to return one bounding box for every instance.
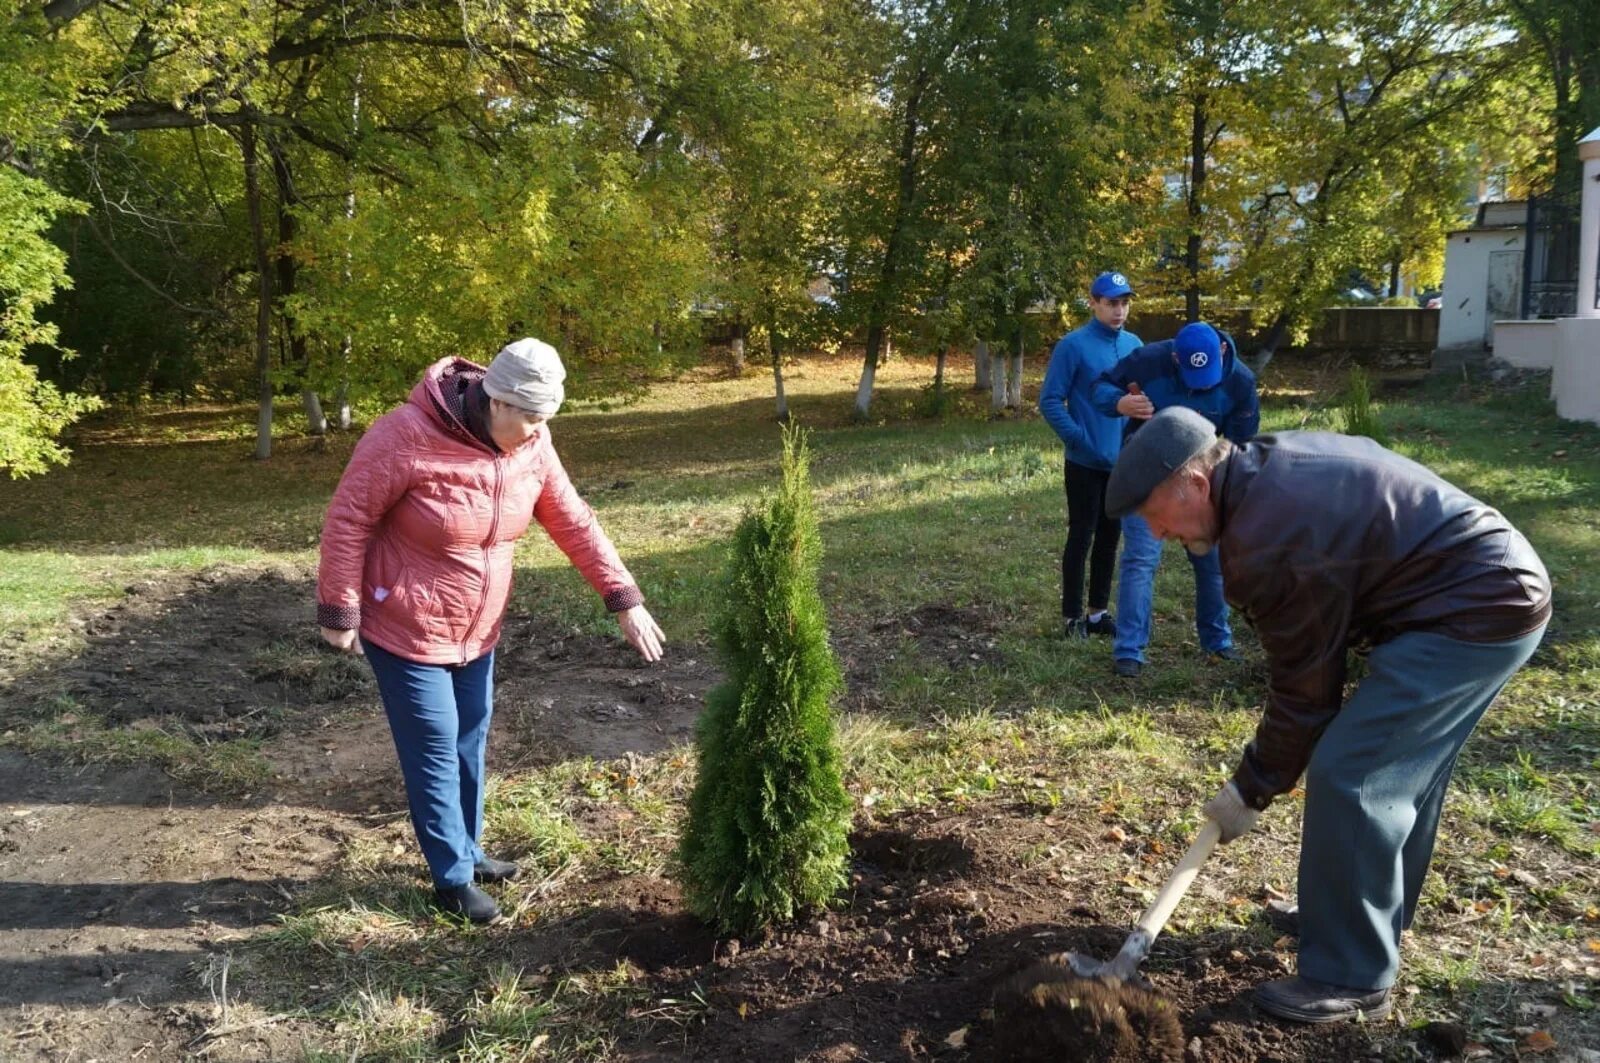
[1,351,1596,1061]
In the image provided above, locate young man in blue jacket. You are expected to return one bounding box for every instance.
[1038,271,1143,639]
[1092,321,1258,677]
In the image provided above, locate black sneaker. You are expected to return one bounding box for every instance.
[1113,658,1142,678]
[434,883,500,924]
[1262,899,1299,936]
[1083,613,1116,637]
[474,857,521,883]
[1209,647,1243,662]
[1062,616,1089,640]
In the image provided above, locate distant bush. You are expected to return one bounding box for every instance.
[1339,366,1387,445]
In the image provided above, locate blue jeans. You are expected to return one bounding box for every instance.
[364,640,495,889]
[1297,624,1546,990]
[1113,513,1232,663]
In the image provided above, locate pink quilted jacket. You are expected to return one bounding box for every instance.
[317,357,642,665]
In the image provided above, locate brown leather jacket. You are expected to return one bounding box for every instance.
[1213,432,1551,809]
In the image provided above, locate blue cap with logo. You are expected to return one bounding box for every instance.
[1175,322,1225,390]
[1090,271,1134,299]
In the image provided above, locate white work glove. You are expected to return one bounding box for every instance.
[1203,781,1260,844]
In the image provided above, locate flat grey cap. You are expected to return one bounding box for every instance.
[1106,406,1219,519]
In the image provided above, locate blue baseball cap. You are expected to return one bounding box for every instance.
[1089,271,1134,299]
[1175,322,1225,390]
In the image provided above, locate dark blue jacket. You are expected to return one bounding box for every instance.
[1038,319,1143,471]
[1091,330,1259,443]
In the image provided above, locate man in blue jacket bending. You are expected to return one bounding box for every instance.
[1038,271,1143,639]
[1092,321,1258,677]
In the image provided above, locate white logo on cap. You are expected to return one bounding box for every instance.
[1112,273,1127,286]
[1189,351,1209,368]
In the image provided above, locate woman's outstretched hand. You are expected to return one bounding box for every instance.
[618,605,665,663]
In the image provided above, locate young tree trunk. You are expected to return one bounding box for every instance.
[336,75,360,432]
[933,344,948,391]
[1388,258,1402,299]
[241,126,274,461]
[989,345,1007,414]
[974,339,991,390]
[1185,94,1209,324]
[730,320,747,374]
[1006,327,1024,410]
[771,328,790,423]
[854,324,884,421]
[302,389,328,435]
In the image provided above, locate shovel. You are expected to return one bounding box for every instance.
[1067,819,1222,984]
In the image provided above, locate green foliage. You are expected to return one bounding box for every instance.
[678,423,851,934]
[0,167,99,477]
[1339,366,1387,445]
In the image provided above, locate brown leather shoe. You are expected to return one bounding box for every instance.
[1254,976,1392,1024]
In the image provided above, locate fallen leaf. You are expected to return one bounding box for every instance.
[1102,826,1128,844]
[1273,936,1295,949]
[1474,900,1495,913]
[1529,953,1550,968]
[738,1001,749,1020]
[530,1034,549,1048]
[944,1027,969,1049]
[1587,939,1600,955]
[1463,1044,1493,1059]
[1523,1030,1557,1053]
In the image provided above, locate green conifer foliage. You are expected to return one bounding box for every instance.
[678,424,851,935]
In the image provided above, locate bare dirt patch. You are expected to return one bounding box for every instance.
[0,565,719,1061]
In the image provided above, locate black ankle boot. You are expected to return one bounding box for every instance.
[434,882,500,924]
[473,856,521,883]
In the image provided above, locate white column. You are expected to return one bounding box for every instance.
[1579,127,1600,318]
[1554,127,1600,425]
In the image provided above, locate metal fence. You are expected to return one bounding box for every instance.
[1520,194,1580,319]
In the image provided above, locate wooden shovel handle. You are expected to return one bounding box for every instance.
[1134,819,1221,940]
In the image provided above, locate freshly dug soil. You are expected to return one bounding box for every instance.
[991,956,1185,1062]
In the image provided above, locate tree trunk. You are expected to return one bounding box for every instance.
[241,127,274,461]
[933,344,948,392]
[302,389,328,435]
[771,328,790,423]
[1185,93,1208,324]
[974,339,991,390]
[854,324,884,421]
[269,134,323,436]
[989,345,1007,414]
[1255,313,1291,372]
[335,377,352,430]
[730,320,746,374]
[336,74,360,432]
[1006,326,1024,409]
[1389,258,1402,299]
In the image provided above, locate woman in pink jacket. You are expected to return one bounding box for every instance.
[317,339,664,923]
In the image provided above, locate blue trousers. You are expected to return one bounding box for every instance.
[1113,513,1232,662]
[364,640,495,889]
[1298,624,1546,990]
